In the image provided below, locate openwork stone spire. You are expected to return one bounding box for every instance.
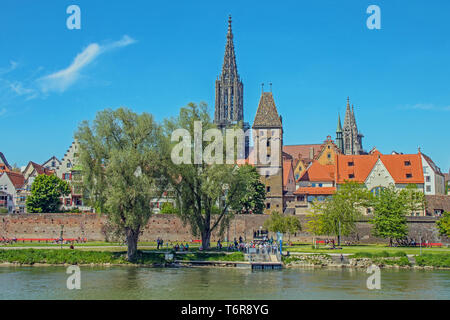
[342,97,364,155]
[214,15,244,129]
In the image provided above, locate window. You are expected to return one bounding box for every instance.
[348,162,354,166]
[371,186,384,197]
[404,161,411,166]
[67,162,71,168]
[327,153,331,159]
[426,176,431,182]
[406,173,412,179]
[319,183,323,187]
[426,186,431,192]
[266,138,270,147]
[266,203,271,209]
[348,174,355,179]
[312,183,316,187]
[266,186,271,193]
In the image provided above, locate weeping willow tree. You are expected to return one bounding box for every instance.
[75,107,169,261]
[163,102,255,249]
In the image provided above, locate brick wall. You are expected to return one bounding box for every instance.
[0,213,447,245]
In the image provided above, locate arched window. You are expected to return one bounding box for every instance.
[371,186,385,197]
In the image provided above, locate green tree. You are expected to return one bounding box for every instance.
[436,212,450,237]
[305,210,327,236]
[26,175,71,213]
[263,212,301,241]
[264,211,288,233]
[308,181,371,245]
[369,185,409,246]
[237,165,266,214]
[163,103,251,250]
[160,202,178,214]
[75,107,168,261]
[400,184,426,215]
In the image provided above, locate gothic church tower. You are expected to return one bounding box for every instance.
[214,15,249,158]
[214,15,244,128]
[341,97,364,155]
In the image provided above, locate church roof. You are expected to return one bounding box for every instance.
[252,92,282,128]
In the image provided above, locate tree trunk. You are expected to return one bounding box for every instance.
[125,227,140,262]
[201,229,211,250]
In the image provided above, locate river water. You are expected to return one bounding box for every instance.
[0,266,449,300]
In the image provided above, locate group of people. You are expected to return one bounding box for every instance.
[393,238,428,247]
[173,243,189,252]
[0,237,17,244]
[215,236,279,255]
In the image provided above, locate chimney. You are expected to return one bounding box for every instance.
[309,147,314,160]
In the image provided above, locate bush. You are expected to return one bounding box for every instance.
[0,208,8,214]
[415,254,450,268]
[0,249,166,265]
[350,251,407,259]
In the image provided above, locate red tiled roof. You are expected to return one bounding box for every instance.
[298,161,335,182]
[283,159,294,188]
[336,154,379,183]
[294,187,336,195]
[4,171,25,188]
[336,153,424,184]
[380,154,424,184]
[283,144,322,161]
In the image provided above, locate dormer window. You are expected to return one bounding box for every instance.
[404,161,411,166]
[406,173,412,179]
[349,174,355,179]
[348,162,354,166]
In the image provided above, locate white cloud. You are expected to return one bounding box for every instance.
[38,35,136,93]
[0,61,18,75]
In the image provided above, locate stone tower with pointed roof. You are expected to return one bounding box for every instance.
[214,15,249,157]
[253,91,284,214]
[342,97,364,155]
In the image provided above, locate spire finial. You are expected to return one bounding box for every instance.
[347,96,350,106]
[261,83,264,92]
[228,15,232,31]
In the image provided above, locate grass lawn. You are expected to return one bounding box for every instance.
[285,244,450,255]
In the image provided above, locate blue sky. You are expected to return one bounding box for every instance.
[0,0,449,172]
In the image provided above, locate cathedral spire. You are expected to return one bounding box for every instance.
[337,113,342,132]
[214,15,244,128]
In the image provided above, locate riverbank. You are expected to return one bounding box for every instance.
[0,249,245,267]
[283,252,450,270]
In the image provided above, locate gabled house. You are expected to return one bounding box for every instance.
[42,156,61,172]
[56,141,90,211]
[293,151,427,215]
[420,151,446,195]
[18,161,55,212]
[0,171,25,213]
